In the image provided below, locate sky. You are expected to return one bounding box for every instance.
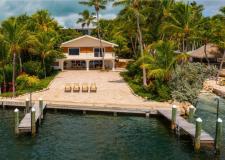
[0,0,224,28]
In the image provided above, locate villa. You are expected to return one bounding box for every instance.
[53,35,118,71]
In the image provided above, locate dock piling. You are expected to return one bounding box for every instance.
[39,98,43,120]
[215,118,222,154]
[171,105,177,130]
[188,105,195,121]
[31,108,36,136]
[14,108,19,134]
[194,118,202,152]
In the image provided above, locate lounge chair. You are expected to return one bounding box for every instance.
[90,83,97,92]
[65,83,72,92]
[219,78,225,86]
[73,83,80,92]
[82,83,89,92]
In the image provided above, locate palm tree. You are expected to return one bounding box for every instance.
[1,18,32,97]
[162,2,204,52]
[139,41,187,81]
[31,10,58,32]
[35,32,59,78]
[77,10,96,32]
[113,0,148,86]
[79,0,109,70]
[214,7,225,81]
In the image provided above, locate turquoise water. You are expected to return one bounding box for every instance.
[0,94,224,160]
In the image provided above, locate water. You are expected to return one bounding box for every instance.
[0,94,224,160]
[194,93,225,157]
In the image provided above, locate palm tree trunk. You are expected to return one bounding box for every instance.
[12,52,16,97]
[136,13,147,86]
[216,50,225,82]
[2,64,6,93]
[182,37,185,52]
[130,37,137,57]
[96,11,105,70]
[43,58,47,78]
[18,53,22,73]
[204,43,210,66]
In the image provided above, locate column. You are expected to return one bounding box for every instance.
[112,60,115,71]
[60,60,64,71]
[86,60,89,71]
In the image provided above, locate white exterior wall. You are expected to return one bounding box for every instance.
[53,35,117,71]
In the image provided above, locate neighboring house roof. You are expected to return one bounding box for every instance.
[188,44,222,59]
[61,35,118,48]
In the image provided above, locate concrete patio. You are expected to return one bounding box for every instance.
[5,70,170,109]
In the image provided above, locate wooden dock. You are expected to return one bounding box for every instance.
[18,101,46,133]
[157,109,214,144]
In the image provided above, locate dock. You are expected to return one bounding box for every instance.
[157,109,214,145]
[0,100,216,148]
[18,101,46,133]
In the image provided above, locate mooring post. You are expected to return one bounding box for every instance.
[14,108,19,134]
[31,107,36,136]
[188,105,195,121]
[215,118,223,154]
[25,98,29,113]
[171,105,177,130]
[39,98,43,119]
[146,112,150,118]
[2,101,4,109]
[194,118,202,152]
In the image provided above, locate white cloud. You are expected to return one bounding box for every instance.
[0,0,223,28]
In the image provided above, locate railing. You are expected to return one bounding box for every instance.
[64,52,115,59]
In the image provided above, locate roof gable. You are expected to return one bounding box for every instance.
[188,43,222,58]
[61,35,118,48]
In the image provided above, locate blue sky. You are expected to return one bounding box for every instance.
[0,0,224,28]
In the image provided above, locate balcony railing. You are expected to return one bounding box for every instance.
[64,52,115,60]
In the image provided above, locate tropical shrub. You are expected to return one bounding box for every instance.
[169,63,217,103]
[4,64,13,83]
[23,61,44,78]
[16,74,40,90]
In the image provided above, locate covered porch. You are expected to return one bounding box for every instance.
[59,59,115,71]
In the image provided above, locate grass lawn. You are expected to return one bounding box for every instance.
[0,72,58,97]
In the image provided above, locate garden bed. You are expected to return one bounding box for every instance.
[0,72,58,97]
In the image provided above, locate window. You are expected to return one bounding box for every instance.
[53,62,59,66]
[69,48,80,55]
[94,48,104,57]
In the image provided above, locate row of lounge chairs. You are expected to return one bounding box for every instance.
[65,83,97,92]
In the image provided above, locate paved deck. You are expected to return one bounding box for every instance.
[5,70,170,110]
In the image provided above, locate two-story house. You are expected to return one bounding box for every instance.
[53,35,118,71]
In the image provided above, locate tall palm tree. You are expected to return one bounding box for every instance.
[1,18,32,97]
[113,0,148,86]
[162,2,204,52]
[214,7,225,81]
[79,0,109,70]
[35,32,59,78]
[77,10,96,31]
[31,10,58,32]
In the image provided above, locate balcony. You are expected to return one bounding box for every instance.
[64,52,115,60]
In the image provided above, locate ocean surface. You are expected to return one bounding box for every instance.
[0,93,224,160]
